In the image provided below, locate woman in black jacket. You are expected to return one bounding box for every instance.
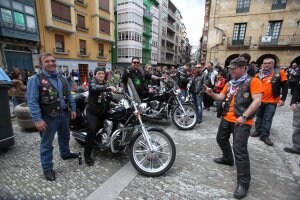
[84,67,116,166]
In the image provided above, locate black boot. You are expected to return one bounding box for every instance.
[234,183,249,199]
[84,149,94,166]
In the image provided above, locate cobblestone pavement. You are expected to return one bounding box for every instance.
[1,97,300,200]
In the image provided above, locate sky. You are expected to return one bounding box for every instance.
[171,0,205,52]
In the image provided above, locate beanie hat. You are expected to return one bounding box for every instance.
[94,67,105,75]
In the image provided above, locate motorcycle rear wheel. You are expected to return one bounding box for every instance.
[172,104,197,130]
[130,130,176,177]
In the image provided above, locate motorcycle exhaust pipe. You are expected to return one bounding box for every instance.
[71,130,87,142]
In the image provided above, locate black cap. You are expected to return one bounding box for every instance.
[94,67,105,75]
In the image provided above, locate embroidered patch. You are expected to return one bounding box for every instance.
[243,92,250,98]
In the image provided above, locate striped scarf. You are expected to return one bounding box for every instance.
[258,67,274,80]
[229,73,248,94]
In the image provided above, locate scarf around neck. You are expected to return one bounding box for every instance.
[229,73,248,94]
[258,67,274,79]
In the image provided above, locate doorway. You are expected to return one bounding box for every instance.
[78,64,88,84]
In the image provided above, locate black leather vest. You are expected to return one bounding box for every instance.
[87,80,110,116]
[271,67,281,98]
[37,73,68,117]
[224,77,254,119]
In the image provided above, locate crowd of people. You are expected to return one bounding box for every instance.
[3,52,299,199]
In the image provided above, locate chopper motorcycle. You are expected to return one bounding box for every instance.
[70,79,176,176]
[140,75,197,130]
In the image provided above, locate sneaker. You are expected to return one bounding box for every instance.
[43,169,55,181]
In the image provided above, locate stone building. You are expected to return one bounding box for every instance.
[203,0,300,67]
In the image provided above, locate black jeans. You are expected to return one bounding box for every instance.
[85,111,104,151]
[216,118,251,185]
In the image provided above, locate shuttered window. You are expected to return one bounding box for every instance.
[79,40,86,55]
[99,18,110,34]
[99,0,109,12]
[51,0,71,23]
[98,43,104,57]
[77,14,85,29]
[55,34,65,52]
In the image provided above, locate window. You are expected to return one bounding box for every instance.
[266,21,282,44]
[0,0,10,7]
[236,0,250,13]
[51,0,71,23]
[272,0,287,10]
[98,43,104,57]
[12,1,22,11]
[55,34,65,52]
[1,8,13,26]
[99,18,110,34]
[14,12,25,30]
[79,40,86,55]
[77,14,86,29]
[232,23,247,45]
[99,0,109,12]
[24,5,34,15]
[26,15,36,32]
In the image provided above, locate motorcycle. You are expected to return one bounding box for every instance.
[70,79,176,177]
[140,75,197,130]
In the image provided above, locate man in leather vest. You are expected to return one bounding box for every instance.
[251,58,288,146]
[27,53,78,181]
[204,57,263,199]
[121,57,163,98]
[84,67,116,166]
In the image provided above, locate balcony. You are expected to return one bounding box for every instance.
[0,21,39,42]
[53,48,70,55]
[167,23,175,32]
[167,35,175,41]
[143,10,152,21]
[227,36,251,49]
[258,34,300,49]
[76,25,89,32]
[75,0,88,8]
[78,51,90,57]
[143,28,152,37]
[143,42,151,51]
[168,10,176,20]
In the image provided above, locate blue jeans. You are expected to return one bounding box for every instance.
[40,111,71,171]
[192,94,203,122]
[255,103,277,139]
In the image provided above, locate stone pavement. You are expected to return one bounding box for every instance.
[0,97,299,200]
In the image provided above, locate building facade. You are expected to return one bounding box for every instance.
[157,0,186,67]
[36,0,114,82]
[204,0,300,67]
[0,0,39,72]
[114,0,159,68]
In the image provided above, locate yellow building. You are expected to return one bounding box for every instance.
[36,0,114,82]
[205,0,300,67]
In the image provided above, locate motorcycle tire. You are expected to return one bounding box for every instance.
[130,129,176,177]
[172,104,197,130]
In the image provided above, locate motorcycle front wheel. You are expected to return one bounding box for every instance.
[130,129,176,177]
[172,104,197,130]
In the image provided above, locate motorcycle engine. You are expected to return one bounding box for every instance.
[149,100,160,110]
[103,120,113,136]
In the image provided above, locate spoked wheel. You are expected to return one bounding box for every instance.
[130,129,176,177]
[172,104,197,130]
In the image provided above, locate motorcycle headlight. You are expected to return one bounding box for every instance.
[139,103,148,112]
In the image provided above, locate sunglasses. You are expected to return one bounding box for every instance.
[132,62,140,64]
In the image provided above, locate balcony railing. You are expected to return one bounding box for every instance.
[258,34,300,49]
[167,23,175,31]
[53,48,70,55]
[272,3,286,10]
[227,36,252,49]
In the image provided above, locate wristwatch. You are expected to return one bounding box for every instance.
[242,115,247,120]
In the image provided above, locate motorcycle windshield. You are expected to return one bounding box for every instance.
[127,78,142,105]
[161,75,179,90]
